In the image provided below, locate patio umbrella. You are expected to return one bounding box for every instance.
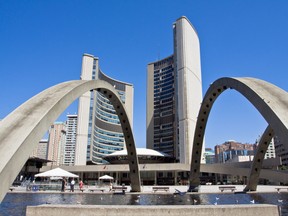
[35,167,79,178]
[99,175,114,180]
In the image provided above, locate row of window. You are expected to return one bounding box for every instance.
[154,84,174,94]
[154,71,173,82]
[96,100,117,115]
[92,144,122,153]
[153,57,174,69]
[95,127,124,138]
[154,65,173,77]
[154,79,174,91]
[154,110,174,118]
[154,92,173,102]
[94,138,123,148]
[154,101,174,109]
[94,132,124,143]
[95,113,120,124]
[154,104,173,114]
[154,128,174,135]
[154,88,174,97]
[97,92,115,109]
[154,75,174,86]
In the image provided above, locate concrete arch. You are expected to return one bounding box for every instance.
[188,77,288,192]
[244,125,274,191]
[0,80,141,202]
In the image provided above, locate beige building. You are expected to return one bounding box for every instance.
[47,122,66,166]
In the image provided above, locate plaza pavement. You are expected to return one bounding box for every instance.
[139,185,286,193]
[9,184,287,194]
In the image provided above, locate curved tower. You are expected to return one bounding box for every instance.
[75,54,133,165]
[147,16,204,164]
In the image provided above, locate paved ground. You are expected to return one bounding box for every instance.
[139,185,287,193]
[9,184,288,194]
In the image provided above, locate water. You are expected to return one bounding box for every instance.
[0,192,287,216]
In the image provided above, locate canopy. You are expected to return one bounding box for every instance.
[35,167,79,178]
[99,175,114,180]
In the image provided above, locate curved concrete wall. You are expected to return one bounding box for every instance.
[189,77,288,191]
[0,80,140,202]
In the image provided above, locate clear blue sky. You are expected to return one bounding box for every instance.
[1,0,288,149]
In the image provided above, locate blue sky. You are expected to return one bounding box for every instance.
[1,0,288,149]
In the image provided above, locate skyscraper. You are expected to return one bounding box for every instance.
[47,122,66,166]
[146,16,203,164]
[63,114,77,166]
[75,54,133,165]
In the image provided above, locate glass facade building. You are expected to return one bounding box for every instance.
[150,56,175,156]
[75,54,133,165]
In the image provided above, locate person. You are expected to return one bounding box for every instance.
[79,179,84,191]
[61,178,66,192]
[109,182,113,192]
[70,178,75,192]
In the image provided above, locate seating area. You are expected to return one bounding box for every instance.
[152,186,170,192]
[111,186,127,193]
[218,186,236,192]
[87,187,105,193]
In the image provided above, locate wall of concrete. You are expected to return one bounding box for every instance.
[26,204,279,216]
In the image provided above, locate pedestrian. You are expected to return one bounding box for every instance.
[70,178,75,192]
[109,182,113,192]
[61,178,66,192]
[79,179,84,191]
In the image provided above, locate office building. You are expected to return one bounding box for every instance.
[146,16,203,164]
[47,122,66,166]
[215,140,256,163]
[75,54,134,165]
[63,114,77,166]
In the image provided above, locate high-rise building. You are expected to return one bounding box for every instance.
[146,16,203,164]
[47,122,66,166]
[63,114,77,166]
[75,54,134,165]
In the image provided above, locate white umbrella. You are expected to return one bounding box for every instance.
[35,167,79,178]
[99,175,114,180]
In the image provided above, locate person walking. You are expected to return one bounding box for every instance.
[79,179,84,191]
[70,178,75,192]
[61,178,66,192]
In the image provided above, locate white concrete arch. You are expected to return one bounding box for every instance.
[244,125,274,191]
[0,80,141,202]
[188,77,288,192]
